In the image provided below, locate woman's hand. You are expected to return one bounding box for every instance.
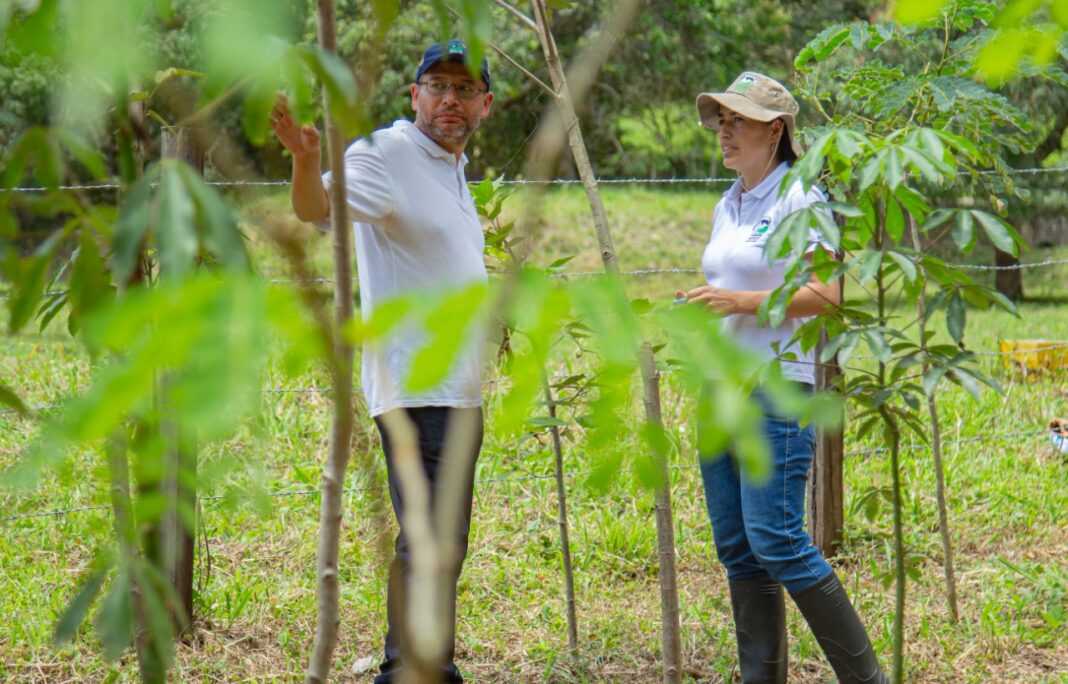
[270,93,321,159]
[675,286,745,315]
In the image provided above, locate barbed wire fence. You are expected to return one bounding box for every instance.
[4,333,1068,421]
[2,168,1066,526]
[4,163,1068,193]
[1,427,1054,525]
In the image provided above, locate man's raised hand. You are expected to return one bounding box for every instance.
[270,93,321,158]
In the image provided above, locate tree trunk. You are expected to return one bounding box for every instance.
[527,4,681,680]
[544,371,579,654]
[994,249,1023,302]
[884,409,906,684]
[158,126,203,638]
[639,343,683,684]
[305,1,356,681]
[107,434,165,684]
[911,221,960,623]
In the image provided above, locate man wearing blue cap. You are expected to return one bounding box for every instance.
[270,39,494,683]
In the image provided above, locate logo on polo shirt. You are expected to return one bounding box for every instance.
[746,218,772,243]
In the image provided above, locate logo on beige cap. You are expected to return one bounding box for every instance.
[734,74,757,93]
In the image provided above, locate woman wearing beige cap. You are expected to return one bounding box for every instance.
[677,72,888,683]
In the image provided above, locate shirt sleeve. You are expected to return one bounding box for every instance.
[315,137,395,231]
[781,182,835,256]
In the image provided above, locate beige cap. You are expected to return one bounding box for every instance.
[696,71,803,157]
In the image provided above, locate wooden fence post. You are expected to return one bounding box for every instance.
[809,338,844,557]
[158,125,202,635]
[808,267,845,557]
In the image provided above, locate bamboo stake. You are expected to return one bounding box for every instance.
[639,342,683,683]
[305,0,356,681]
[524,2,682,680]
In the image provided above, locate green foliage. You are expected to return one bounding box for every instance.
[772,4,1061,678]
[113,160,247,283]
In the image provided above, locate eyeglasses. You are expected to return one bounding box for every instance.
[418,79,486,101]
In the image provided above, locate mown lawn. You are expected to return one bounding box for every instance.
[1,186,1067,682]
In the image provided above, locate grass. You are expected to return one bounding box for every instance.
[2,185,1068,682]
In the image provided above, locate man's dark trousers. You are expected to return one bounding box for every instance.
[372,406,483,684]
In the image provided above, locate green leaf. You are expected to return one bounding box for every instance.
[951,210,976,254]
[864,329,892,363]
[370,0,400,33]
[923,366,948,396]
[53,129,107,179]
[405,283,488,393]
[292,45,366,138]
[885,195,905,243]
[8,254,49,334]
[68,230,114,334]
[630,298,653,316]
[795,24,852,70]
[176,164,247,270]
[54,569,106,646]
[1054,0,1068,27]
[854,250,883,285]
[348,296,415,343]
[0,209,15,239]
[570,277,640,368]
[971,210,1021,255]
[764,207,816,262]
[975,29,1029,85]
[883,148,904,189]
[155,162,197,279]
[154,67,203,84]
[546,255,576,272]
[527,416,567,429]
[886,250,917,283]
[946,291,965,343]
[95,567,133,661]
[894,0,950,24]
[242,70,279,147]
[0,384,29,415]
[858,156,882,192]
[892,185,931,223]
[112,172,153,283]
[812,208,842,250]
[948,368,983,402]
[130,562,175,673]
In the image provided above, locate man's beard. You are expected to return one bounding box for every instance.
[419,111,482,147]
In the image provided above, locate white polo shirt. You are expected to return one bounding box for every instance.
[319,120,487,416]
[701,162,833,385]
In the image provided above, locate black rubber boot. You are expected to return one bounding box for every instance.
[790,572,889,684]
[728,578,787,684]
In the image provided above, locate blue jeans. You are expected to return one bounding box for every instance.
[373,406,483,684]
[698,389,832,594]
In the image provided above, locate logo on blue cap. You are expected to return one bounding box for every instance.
[415,39,491,91]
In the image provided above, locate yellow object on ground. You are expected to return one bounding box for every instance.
[998,339,1068,372]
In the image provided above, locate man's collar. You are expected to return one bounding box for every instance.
[396,120,467,166]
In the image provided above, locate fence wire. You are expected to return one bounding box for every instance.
[0,427,1053,524]
[6,164,1068,194]
[4,340,1067,419]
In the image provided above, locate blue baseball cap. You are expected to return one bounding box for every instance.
[414,39,491,92]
